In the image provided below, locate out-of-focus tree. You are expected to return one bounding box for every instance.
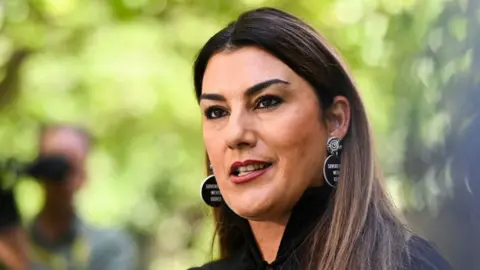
[393,0,480,269]
[0,0,477,269]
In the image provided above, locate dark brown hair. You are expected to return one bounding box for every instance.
[193,7,409,270]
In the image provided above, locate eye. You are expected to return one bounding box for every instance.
[204,106,229,119]
[255,95,283,110]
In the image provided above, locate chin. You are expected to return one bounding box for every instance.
[225,192,277,221]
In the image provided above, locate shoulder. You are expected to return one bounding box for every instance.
[80,221,136,255]
[81,222,137,269]
[403,235,452,270]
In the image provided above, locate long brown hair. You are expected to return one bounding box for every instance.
[193,7,409,270]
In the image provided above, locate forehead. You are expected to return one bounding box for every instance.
[40,128,88,161]
[202,46,296,94]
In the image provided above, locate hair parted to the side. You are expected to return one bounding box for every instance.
[193,7,410,270]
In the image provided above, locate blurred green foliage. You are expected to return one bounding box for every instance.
[0,0,478,269]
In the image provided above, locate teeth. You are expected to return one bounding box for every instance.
[236,163,267,175]
[238,171,250,177]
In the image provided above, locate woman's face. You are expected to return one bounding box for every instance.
[200,47,329,221]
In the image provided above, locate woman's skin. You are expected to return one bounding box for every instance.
[200,46,350,262]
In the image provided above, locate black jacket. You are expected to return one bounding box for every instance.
[189,185,452,270]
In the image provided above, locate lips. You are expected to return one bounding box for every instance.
[230,160,273,184]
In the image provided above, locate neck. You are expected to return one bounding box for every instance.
[249,214,290,263]
[37,203,74,243]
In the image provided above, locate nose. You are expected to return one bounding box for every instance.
[225,110,257,150]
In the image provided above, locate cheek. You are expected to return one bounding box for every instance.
[203,127,217,155]
[202,126,215,149]
[202,126,225,172]
[264,108,326,173]
[270,109,323,150]
[73,176,84,190]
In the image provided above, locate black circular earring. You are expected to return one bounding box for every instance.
[323,137,342,188]
[200,165,223,207]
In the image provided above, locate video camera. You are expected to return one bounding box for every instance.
[0,155,72,191]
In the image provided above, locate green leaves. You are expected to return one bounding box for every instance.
[1,0,476,268]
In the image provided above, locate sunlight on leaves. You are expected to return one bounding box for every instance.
[448,16,468,41]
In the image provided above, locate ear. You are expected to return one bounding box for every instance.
[325,96,350,140]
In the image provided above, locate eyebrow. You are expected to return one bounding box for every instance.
[199,79,290,102]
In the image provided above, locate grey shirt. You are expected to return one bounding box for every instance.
[28,216,136,270]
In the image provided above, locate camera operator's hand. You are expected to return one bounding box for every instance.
[0,189,27,270]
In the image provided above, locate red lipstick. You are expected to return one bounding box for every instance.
[230,159,272,184]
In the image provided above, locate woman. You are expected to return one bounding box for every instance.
[190,7,452,270]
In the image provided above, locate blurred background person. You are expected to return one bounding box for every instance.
[27,123,137,270]
[0,124,137,270]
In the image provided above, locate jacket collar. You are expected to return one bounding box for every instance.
[230,184,333,267]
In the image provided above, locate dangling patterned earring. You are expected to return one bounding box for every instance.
[200,165,223,207]
[323,137,342,188]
